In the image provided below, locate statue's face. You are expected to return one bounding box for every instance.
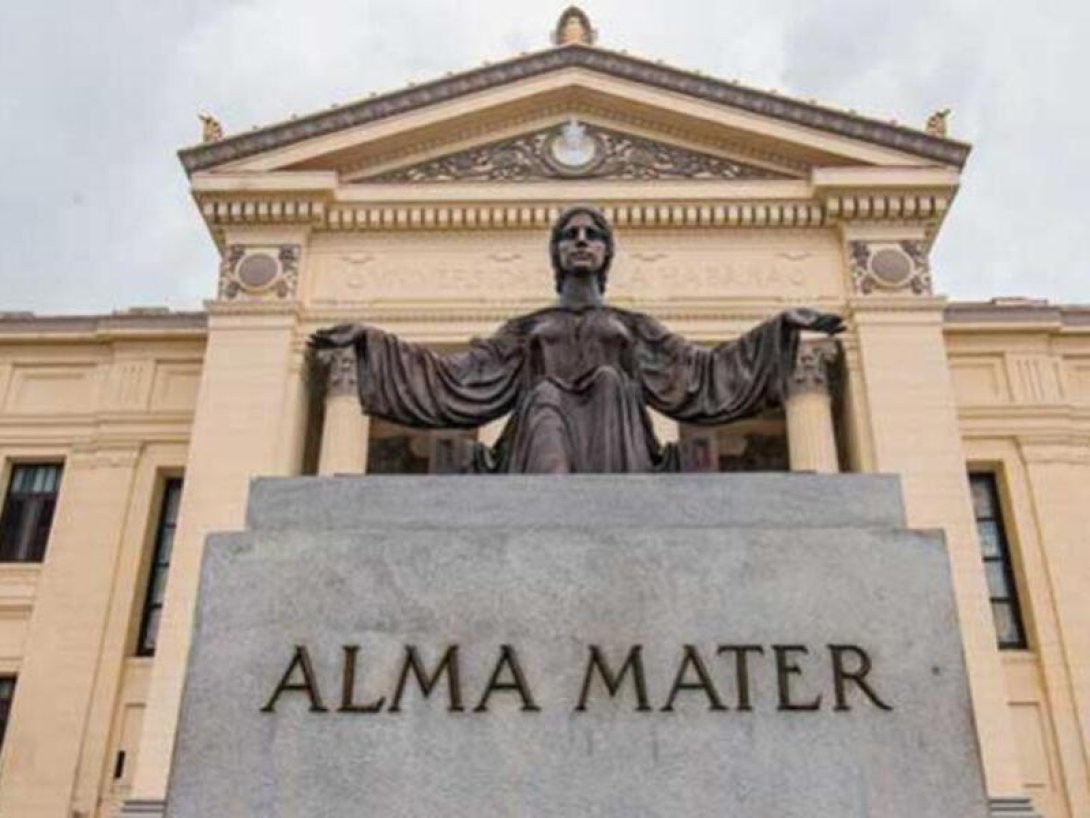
[555,212,608,277]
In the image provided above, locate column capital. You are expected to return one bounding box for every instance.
[788,339,839,398]
[316,346,358,397]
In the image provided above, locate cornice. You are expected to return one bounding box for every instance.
[179,45,970,175]
[945,301,1090,331]
[824,191,950,222]
[0,311,207,342]
[199,198,327,226]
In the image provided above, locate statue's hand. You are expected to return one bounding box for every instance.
[782,308,844,336]
[308,323,366,350]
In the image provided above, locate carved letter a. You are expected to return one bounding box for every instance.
[260,645,328,713]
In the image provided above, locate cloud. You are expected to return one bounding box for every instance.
[1,0,1087,312]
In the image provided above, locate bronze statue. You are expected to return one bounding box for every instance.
[310,206,842,473]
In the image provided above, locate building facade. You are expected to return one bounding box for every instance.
[0,11,1086,818]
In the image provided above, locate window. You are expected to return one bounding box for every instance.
[969,473,1027,649]
[0,676,15,753]
[0,463,63,562]
[136,478,183,657]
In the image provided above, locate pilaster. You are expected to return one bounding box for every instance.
[1016,439,1090,808]
[850,295,1027,799]
[124,301,306,808]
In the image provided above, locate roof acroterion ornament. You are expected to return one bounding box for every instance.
[925,108,951,137]
[199,113,224,143]
[553,6,596,46]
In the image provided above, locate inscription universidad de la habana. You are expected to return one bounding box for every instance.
[260,643,893,715]
[309,205,844,475]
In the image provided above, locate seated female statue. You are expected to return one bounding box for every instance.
[309,205,842,473]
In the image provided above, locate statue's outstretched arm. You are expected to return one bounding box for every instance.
[637,309,841,425]
[310,323,522,430]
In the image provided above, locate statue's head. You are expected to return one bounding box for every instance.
[549,205,615,294]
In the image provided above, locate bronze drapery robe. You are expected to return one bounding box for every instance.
[342,307,799,473]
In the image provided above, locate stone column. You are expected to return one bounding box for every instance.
[477,415,508,449]
[785,339,839,473]
[648,409,680,445]
[317,346,369,475]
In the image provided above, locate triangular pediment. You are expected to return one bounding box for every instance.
[355,121,796,184]
[181,45,970,180]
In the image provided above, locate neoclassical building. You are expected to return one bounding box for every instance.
[0,10,1085,818]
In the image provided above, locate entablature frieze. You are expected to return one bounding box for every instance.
[1016,438,1090,465]
[300,300,845,345]
[195,191,954,236]
[67,441,144,470]
[846,295,949,319]
[322,200,827,231]
[957,407,1090,445]
[0,415,195,440]
[205,300,302,320]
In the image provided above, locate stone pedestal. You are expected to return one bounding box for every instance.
[163,475,992,818]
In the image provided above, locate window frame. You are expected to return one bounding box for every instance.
[0,461,64,563]
[968,471,1029,650]
[0,675,16,755]
[135,476,183,658]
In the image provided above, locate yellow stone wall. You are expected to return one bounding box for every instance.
[947,304,1090,818]
[0,314,203,817]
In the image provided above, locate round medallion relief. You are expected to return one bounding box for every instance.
[236,253,280,291]
[544,119,603,176]
[869,247,913,287]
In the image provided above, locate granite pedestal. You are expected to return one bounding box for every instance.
[164,475,991,818]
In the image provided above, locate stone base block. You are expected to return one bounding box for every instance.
[118,799,166,818]
[165,476,990,818]
[989,796,1042,817]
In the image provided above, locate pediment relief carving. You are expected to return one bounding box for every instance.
[357,120,795,184]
